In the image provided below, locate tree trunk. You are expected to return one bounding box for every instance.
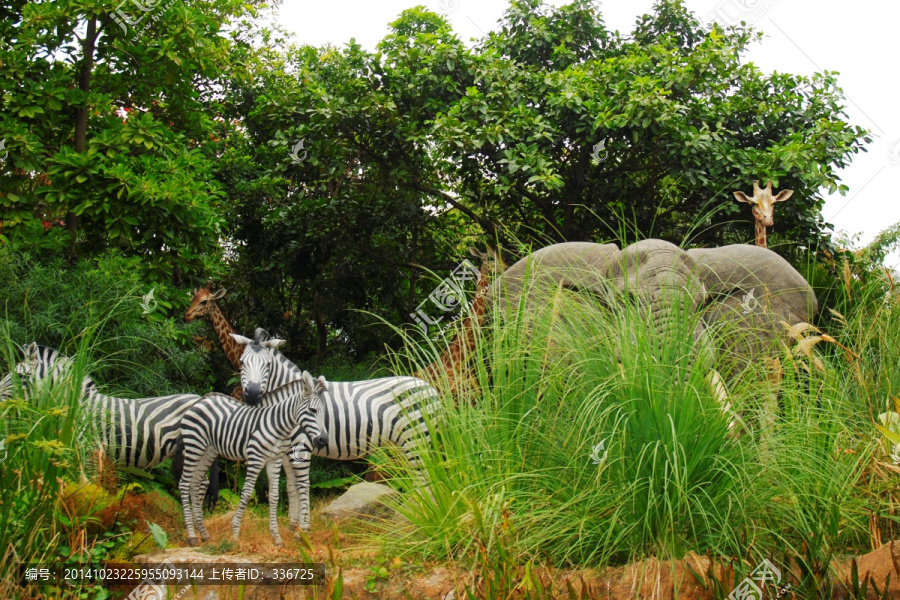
[314,291,327,362]
[68,15,99,258]
[406,228,419,321]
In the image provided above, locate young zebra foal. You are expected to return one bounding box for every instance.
[178,371,327,546]
[232,329,441,531]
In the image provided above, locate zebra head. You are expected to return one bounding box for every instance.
[0,343,66,399]
[296,371,328,450]
[230,332,286,405]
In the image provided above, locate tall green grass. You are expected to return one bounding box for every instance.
[374,255,893,579]
[0,335,100,597]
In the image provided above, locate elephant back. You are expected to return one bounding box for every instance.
[492,242,620,311]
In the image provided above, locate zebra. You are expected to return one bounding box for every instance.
[0,343,219,505]
[231,329,441,531]
[178,370,327,546]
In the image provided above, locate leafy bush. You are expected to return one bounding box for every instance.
[0,339,108,597]
[0,248,216,396]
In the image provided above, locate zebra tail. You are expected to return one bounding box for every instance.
[170,436,185,484]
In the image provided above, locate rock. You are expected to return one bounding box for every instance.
[320,482,398,521]
[130,548,311,599]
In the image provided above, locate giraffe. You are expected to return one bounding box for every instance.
[185,286,244,398]
[733,180,793,249]
[414,245,505,399]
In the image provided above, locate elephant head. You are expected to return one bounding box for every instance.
[687,244,817,370]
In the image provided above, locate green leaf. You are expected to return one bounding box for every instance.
[146,521,168,549]
[875,423,900,445]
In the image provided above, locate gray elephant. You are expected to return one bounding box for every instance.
[492,239,817,368]
[494,240,707,335]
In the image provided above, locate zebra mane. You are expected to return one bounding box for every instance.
[252,327,304,384]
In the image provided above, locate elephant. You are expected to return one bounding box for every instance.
[492,239,817,370]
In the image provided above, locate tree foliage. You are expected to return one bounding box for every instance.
[0,0,271,284]
[215,0,869,359]
[0,0,872,362]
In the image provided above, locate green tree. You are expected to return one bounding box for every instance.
[218,0,869,357]
[0,0,271,284]
[214,29,475,361]
[427,0,870,248]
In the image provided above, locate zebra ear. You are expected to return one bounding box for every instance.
[262,338,285,349]
[314,375,327,394]
[229,333,253,346]
[299,371,314,394]
[23,342,38,360]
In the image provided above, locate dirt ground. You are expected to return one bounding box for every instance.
[124,505,900,599]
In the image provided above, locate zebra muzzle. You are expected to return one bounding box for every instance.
[243,382,262,404]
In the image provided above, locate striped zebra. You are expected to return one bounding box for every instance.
[0,343,219,504]
[179,370,327,546]
[231,329,441,530]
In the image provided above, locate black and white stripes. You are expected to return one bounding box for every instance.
[233,330,441,531]
[1,344,201,470]
[178,370,326,546]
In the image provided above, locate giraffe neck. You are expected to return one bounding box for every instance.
[416,258,497,390]
[208,303,243,370]
[755,220,767,248]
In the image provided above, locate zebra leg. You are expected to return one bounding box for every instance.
[232,458,264,542]
[265,461,283,546]
[398,434,433,500]
[282,455,300,532]
[291,450,312,531]
[191,449,217,543]
[179,446,200,546]
[202,459,220,511]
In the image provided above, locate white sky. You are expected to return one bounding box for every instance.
[275,0,900,258]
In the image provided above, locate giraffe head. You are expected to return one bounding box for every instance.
[733,180,793,227]
[185,286,227,322]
